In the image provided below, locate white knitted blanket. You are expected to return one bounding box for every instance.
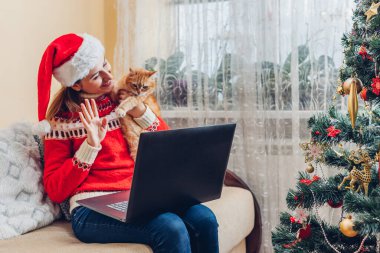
[0,122,60,240]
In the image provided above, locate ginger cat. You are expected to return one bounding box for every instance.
[114,68,161,160]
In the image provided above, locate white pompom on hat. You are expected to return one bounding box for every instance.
[35,33,104,135]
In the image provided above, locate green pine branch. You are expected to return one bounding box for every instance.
[344,187,380,235]
[307,106,380,158]
[272,212,377,253]
[286,172,344,210]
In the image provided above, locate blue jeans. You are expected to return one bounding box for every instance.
[71,204,219,253]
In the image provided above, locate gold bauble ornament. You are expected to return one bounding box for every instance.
[342,78,363,95]
[339,215,358,237]
[336,85,344,96]
[305,163,315,173]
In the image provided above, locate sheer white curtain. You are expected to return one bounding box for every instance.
[114,0,354,252]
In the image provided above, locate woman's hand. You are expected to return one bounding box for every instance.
[78,99,108,148]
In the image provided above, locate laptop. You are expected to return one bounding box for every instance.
[76,123,236,222]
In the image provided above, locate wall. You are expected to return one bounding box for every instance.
[104,0,117,67]
[0,0,107,128]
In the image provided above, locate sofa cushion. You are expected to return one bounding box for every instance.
[204,186,254,252]
[0,186,254,253]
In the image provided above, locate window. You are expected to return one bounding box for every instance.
[142,0,352,152]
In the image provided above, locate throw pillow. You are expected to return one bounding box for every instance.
[33,135,72,221]
[0,122,61,239]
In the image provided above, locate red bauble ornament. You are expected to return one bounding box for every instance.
[327,199,343,208]
[290,216,296,223]
[298,224,312,239]
[360,88,368,101]
[371,77,380,96]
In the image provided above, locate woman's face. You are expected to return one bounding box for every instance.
[72,57,114,95]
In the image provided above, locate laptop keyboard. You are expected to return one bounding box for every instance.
[107,201,129,212]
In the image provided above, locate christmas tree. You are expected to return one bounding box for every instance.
[272,1,380,252]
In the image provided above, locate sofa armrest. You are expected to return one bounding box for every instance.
[224,170,262,253]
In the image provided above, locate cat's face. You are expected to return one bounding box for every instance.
[117,68,156,101]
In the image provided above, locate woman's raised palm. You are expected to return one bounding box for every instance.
[78,99,108,148]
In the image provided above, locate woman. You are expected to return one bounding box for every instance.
[38,33,219,253]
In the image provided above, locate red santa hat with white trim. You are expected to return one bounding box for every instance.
[34,33,104,135]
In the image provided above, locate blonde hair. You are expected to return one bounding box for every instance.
[46,86,82,120]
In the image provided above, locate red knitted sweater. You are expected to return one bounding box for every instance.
[43,95,169,203]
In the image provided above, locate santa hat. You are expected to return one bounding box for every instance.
[34,33,104,135]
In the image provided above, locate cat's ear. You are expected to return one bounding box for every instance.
[147,70,157,77]
[129,68,135,74]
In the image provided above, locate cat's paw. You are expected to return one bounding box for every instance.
[119,96,138,111]
[116,108,127,117]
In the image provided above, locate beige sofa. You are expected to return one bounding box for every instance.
[0,171,262,253]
